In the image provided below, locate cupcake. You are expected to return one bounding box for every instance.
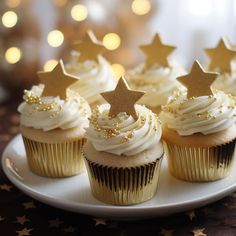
[126,33,185,113]
[18,60,91,177]
[66,31,116,107]
[160,60,236,182]
[83,76,163,205]
[205,38,236,96]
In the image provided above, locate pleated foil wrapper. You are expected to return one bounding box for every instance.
[84,155,163,205]
[163,139,236,182]
[22,136,86,178]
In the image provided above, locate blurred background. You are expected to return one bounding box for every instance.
[1,0,236,99]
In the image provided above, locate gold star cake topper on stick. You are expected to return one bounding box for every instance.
[101,76,145,120]
[177,60,218,99]
[37,60,78,100]
[140,33,176,67]
[73,31,105,62]
[205,38,236,72]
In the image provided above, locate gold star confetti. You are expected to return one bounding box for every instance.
[186,210,196,221]
[101,76,145,120]
[73,31,105,62]
[63,226,75,233]
[16,228,32,236]
[140,33,176,67]
[160,228,173,236]
[22,201,36,210]
[37,60,78,100]
[205,38,236,72]
[16,215,30,225]
[49,218,63,228]
[93,218,107,226]
[0,216,5,221]
[177,60,218,98]
[192,228,207,236]
[0,184,12,192]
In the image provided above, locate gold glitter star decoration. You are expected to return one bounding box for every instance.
[205,38,236,72]
[140,33,176,67]
[101,76,145,120]
[37,60,78,100]
[177,60,218,99]
[22,201,36,210]
[16,215,30,225]
[192,228,207,236]
[73,31,105,62]
[0,183,12,192]
[16,227,32,236]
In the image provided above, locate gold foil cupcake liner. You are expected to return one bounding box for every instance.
[163,139,236,182]
[84,155,163,205]
[22,136,86,178]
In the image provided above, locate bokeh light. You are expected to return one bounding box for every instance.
[71,4,88,22]
[43,59,58,71]
[87,1,105,22]
[111,64,125,80]
[5,0,21,8]
[2,11,18,28]
[131,0,151,15]
[47,30,64,47]
[102,33,121,50]
[5,47,22,64]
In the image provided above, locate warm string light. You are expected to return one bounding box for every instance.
[5,47,22,64]
[43,59,58,71]
[71,4,88,22]
[102,33,121,50]
[2,11,18,28]
[131,0,151,15]
[111,64,125,80]
[47,30,64,47]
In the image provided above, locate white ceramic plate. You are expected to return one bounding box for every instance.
[2,134,236,219]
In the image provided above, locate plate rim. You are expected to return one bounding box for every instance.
[2,134,236,217]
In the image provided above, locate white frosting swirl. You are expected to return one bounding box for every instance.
[66,53,116,104]
[212,60,236,96]
[160,90,236,136]
[18,85,91,131]
[85,104,162,156]
[126,63,185,107]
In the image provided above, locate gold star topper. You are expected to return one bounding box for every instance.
[101,76,145,120]
[205,38,236,72]
[140,33,176,67]
[37,60,78,99]
[177,60,218,99]
[73,31,105,62]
